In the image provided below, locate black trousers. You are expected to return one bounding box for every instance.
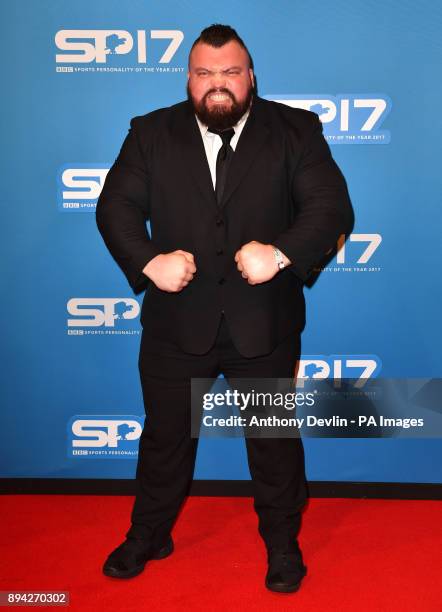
[126,313,308,551]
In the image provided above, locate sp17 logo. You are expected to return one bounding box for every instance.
[67,298,140,328]
[55,30,184,64]
[317,233,382,273]
[337,233,382,265]
[266,94,392,144]
[297,355,382,388]
[58,166,109,212]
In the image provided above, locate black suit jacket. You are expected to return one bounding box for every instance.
[96,95,354,357]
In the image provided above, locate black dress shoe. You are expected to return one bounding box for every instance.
[103,535,174,579]
[265,545,307,593]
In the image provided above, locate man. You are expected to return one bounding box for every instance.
[96,24,353,593]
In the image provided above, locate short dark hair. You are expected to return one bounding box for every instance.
[189,24,254,69]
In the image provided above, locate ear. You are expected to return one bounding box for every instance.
[249,68,255,87]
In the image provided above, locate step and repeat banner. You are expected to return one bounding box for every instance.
[2,1,441,483]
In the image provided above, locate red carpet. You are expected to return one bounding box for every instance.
[0,495,441,611]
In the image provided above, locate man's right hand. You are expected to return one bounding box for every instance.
[142,250,196,292]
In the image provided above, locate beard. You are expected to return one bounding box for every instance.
[187,83,254,131]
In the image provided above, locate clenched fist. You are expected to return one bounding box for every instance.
[234,241,291,285]
[143,250,196,292]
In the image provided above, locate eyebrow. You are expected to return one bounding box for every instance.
[193,66,243,71]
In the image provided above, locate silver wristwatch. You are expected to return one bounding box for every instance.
[272,246,285,270]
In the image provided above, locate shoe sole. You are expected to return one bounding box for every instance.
[265,579,302,593]
[265,566,307,593]
[103,539,174,579]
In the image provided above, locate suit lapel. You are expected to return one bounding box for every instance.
[173,102,217,209]
[219,96,270,210]
[172,96,270,212]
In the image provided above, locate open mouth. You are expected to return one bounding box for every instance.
[207,92,232,103]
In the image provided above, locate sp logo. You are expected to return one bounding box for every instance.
[68,416,145,457]
[71,419,142,448]
[67,298,140,328]
[58,167,109,211]
[55,30,184,64]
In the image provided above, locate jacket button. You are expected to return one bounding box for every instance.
[218,278,225,284]
[216,249,223,255]
[216,218,224,226]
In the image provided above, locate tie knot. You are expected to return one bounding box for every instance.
[208,127,235,147]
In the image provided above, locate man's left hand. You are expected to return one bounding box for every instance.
[234,241,291,285]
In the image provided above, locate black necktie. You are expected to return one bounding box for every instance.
[208,127,235,205]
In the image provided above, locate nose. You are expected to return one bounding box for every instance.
[211,71,226,89]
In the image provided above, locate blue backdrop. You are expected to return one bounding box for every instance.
[2,0,441,483]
